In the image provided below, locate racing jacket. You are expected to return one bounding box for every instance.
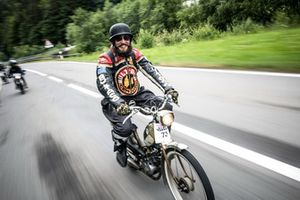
[9,65,24,76]
[96,47,173,107]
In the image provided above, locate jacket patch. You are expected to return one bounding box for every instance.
[96,67,107,75]
[115,65,139,95]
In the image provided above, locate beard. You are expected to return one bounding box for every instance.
[113,43,132,57]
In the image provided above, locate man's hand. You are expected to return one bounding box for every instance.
[165,88,179,104]
[116,103,131,115]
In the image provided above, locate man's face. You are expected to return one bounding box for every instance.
[114,35,131,53]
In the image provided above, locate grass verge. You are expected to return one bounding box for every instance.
[65,28,300,73]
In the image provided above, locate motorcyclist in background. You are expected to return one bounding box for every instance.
[96,23,179,167]
[0,63,9,83]
[0,63,6,71]
[8,59,28,88]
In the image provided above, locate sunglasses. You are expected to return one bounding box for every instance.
[115,35,131,42]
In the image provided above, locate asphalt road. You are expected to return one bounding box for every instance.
[0,61,299,200]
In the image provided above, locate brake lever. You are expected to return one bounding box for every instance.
[166,94,180,107]
[122,108,138,125]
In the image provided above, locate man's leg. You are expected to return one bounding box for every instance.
[21,77,28,88]
[112,119,134,167]
[102,100,133,167]
[133,88,173,111]
[133,89,173,131]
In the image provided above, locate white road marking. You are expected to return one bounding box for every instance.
[158,67,300,78]
[48,76,63,83]
[34,62,300,78]
[67,83,101,99]
[25,69,47,76]
[173,122,300,182]
[26,69,62,83]
[27,68,300,182]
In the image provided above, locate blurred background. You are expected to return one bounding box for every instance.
[0,0,299,72]
[1,1,300,200]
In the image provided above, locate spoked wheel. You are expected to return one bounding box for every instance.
[163,149,215,200]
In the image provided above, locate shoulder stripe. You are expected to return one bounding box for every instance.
[132,48,143,61]
[98,53,113,65]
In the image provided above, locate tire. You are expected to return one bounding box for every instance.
[163,149,215,200]
[20,84,25,94]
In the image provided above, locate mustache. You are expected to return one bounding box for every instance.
[117,43,129,47]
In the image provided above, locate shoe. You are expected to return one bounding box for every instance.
[116,147,127,167]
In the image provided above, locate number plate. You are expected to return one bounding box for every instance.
[154,123,171,144]
[14,73,21,79]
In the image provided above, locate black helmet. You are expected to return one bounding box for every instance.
[109,23,133,42]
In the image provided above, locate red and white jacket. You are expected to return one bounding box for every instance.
[96,47,172,107]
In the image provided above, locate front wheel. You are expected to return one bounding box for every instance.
[163,149,215,200]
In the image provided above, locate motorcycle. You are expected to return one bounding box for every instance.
[0,71,9,84]
[123,94,215,200]
[12,72,26,94]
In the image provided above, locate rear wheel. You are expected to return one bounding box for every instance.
[163,149,215,200]
[20,84,25,94]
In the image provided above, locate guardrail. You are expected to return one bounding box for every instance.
[17,55,50,63]
[16,49,81,64]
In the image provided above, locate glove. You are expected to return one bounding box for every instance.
[165,88,179,104]
[116,103,131,115]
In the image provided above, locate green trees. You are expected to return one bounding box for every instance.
[142,0,183,33]
[0,0,299,59]
[178,0,299,31]
[0,0,102,59]
[67,9,107,53]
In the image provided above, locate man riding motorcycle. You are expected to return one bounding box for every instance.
[8,59,28,88]
[0,63,6,72]
[0,63,9,83]
[96,23,179,167]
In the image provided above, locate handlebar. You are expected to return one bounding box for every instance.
[131,94,173,113]
[122,94,174,124]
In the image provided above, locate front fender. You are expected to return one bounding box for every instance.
[164,141,188,152]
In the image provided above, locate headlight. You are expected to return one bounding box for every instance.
[157,110,174,127]
[144,123,155,146]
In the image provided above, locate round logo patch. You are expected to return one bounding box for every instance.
[115,65,139,95]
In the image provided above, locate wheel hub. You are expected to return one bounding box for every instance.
[178,176,194,193]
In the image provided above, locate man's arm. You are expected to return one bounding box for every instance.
[96,59,125,108]
[138,56,173,93]
[134,49,178,104]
